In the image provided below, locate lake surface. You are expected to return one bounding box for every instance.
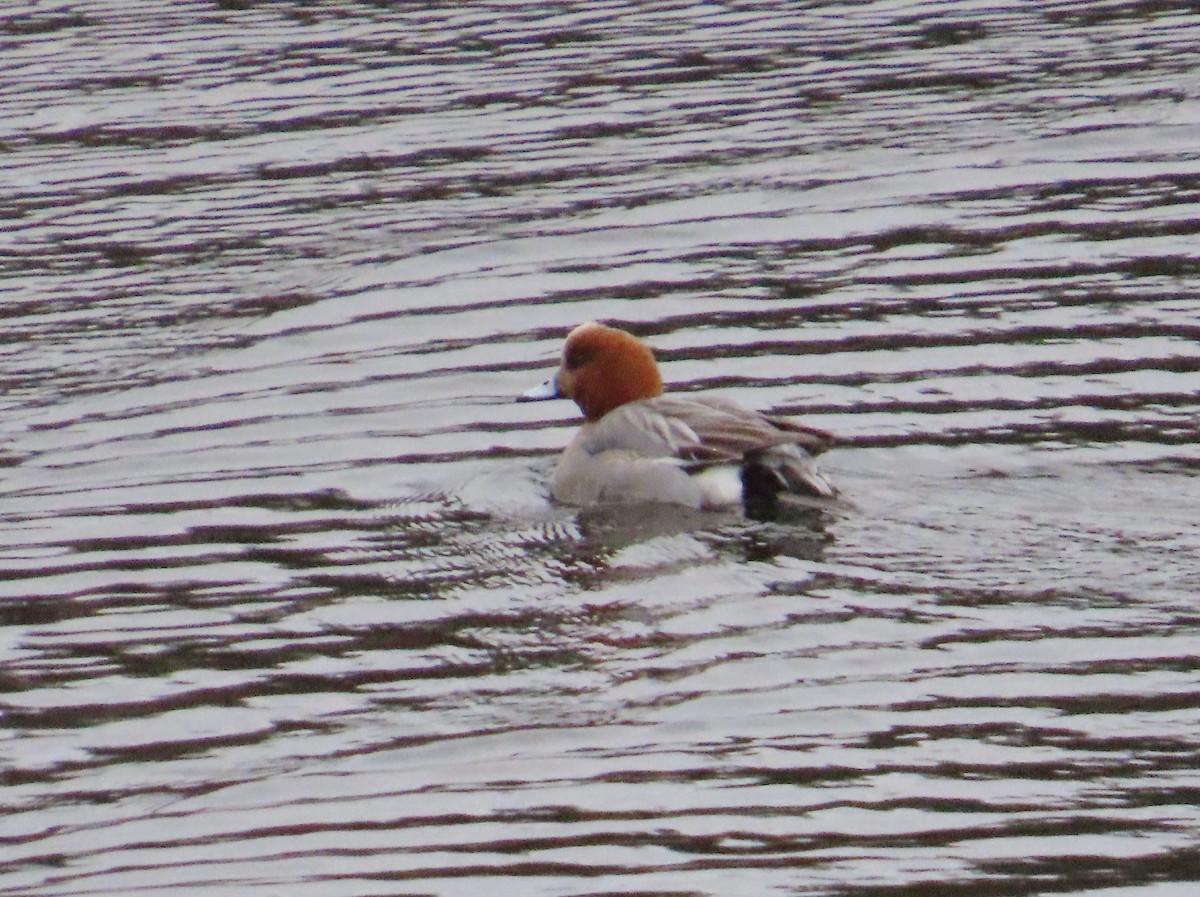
[3,2,1200,895]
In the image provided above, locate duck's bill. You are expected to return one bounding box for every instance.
[519,378,560,401]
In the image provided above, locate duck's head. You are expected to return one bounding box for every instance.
[521,321,664,421]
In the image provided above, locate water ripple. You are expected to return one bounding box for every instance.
[3,2,1200,895]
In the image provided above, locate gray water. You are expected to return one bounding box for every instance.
[3,2,1200,895]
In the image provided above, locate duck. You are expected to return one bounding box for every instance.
[520,321,837,513]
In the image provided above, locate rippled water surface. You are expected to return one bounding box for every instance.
[3,2,1200,895]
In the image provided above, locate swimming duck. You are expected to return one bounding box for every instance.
[521,321,836,513]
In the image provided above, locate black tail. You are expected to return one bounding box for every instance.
[741,444,837,517]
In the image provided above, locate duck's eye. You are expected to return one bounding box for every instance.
[564,348,591,370]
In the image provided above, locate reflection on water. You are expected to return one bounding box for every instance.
[3,2,1200,895]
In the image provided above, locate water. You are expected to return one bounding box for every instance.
[3,2,1200,895]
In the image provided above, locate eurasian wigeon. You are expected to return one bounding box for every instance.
[521,321,837,513]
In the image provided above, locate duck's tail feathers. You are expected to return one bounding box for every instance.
[742,444,838,509]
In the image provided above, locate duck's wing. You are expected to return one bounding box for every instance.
[651,396,835,458]
[577,397,837,501]
[758,413,836,456]
[677,398,837,499]
[581,397,834,462]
